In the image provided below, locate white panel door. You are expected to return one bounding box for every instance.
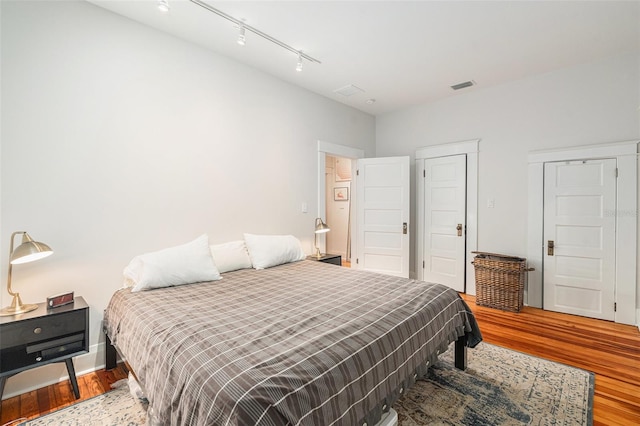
[423,155,466,291]
[355,157,410,278]
[543,159,616,320]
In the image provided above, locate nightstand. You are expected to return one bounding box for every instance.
[307,253,342,266]
[0,296,89,401]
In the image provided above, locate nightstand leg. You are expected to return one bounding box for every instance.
[64,358,80,399]
[0,376,6,401]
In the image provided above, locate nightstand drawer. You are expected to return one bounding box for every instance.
[2,333,86,373]
[1,310,86,348]
[307,254,342,266]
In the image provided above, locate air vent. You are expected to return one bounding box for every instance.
[450,80,475,90]
[333,84,365,97]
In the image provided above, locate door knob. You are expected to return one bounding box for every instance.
[456,224,463,237]
[547,240,554,256]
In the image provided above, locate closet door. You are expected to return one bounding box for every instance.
[421,155,466,291]
[543,159,616,320]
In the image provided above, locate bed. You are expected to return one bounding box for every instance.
[103,259,482,425]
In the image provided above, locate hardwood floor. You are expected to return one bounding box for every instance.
[1,295,638,425]
[0,362,129,425]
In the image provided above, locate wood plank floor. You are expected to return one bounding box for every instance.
[1,295,638,425]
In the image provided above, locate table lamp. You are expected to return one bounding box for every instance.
[0,231,53,316]
[314,218,330,258]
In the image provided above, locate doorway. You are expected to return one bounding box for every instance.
[325,155,352,261]
[317,141,364,263]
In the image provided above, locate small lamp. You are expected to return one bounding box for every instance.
[314,218,330,258]
[0,231,53,316]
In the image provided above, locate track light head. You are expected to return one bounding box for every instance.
[237,26,246,46]
[157,0,170,13]
[296,52,303,72]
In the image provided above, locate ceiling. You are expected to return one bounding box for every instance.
[87,0,640,116]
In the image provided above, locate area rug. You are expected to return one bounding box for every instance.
[21,343,593,426]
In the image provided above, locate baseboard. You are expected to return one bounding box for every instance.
[1,342,107,400]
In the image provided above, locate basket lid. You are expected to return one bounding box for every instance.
[472,251,526,261]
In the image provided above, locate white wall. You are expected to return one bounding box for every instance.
[376,51,640,310]
[0,0,374,398]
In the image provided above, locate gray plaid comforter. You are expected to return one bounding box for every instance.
[103,260,481,425]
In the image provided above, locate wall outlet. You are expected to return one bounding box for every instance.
[487,198,495,208]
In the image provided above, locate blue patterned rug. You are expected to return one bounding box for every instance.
[21,342,593,425]
[396,342,593,425]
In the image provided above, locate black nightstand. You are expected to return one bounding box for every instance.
[0,296,89,401]
[307,253,342,266]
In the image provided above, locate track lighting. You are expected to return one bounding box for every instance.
[188,0,321,70]
[157,0,170,13]
[237,26,246,46]
[296,52,303,72]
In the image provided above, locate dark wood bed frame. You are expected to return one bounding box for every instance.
[104,332,468,371]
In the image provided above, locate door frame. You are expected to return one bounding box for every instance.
[318,141,365,260]
[527,140,638,325]
[416,139,479,294]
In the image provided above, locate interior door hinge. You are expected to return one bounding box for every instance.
[356,169,359,176]
[423,169,426,178]
[615,168,619,178]
[422,260,425,268]
[356,258,359,264]
[614,302,617,312]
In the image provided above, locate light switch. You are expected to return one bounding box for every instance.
[487,198,495,208]
[301,202,308,213]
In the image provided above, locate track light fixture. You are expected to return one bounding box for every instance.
[296,52,303,72]
[237,25,246,46]
[188,0,321,71]
[157,0,170,13]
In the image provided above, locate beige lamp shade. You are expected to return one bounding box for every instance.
[0,232,53,316]
[10,234,53,264]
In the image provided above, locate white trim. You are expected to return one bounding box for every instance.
[317,141,365,259]
[416,139,479,159]
[526,163,544,307]
[527,140,639,325]
[318,140,365,159]
[416,139,479,294]
[528,140,638,163]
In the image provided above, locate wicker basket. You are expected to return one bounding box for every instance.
[472,252,531,313]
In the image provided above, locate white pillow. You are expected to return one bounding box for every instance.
[124,234,221,292]
[243,233,306,269]
[209,240,253,273]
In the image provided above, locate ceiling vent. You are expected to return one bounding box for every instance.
[450,80,475,90]
[333,84,365,97]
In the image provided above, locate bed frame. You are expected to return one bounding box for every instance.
[104,332,468,371]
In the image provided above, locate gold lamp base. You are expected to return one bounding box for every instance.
[0,293,38,316]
